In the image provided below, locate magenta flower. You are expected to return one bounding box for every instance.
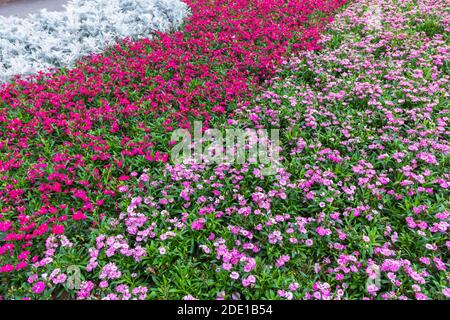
[191,218,206,231]
[32,282,45,294]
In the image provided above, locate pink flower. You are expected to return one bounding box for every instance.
[191,218,206,231]
[316,226,332,237]
[32,281,46,294]
[230,272,240,280]
[289,283,299,291]
[52,225,65,235]
[442,288,450,298]
[416,152,438,165]
[275,255,290,268]
[242,275,256,287]
[367,284,379,296]
[415,293,429,300]
[73,211,87,221]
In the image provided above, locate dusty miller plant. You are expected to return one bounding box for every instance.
[0,0,190,82]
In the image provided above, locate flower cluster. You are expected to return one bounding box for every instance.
[0,0,344,299]
[1,0,448,301]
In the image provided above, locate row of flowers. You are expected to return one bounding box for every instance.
[75,0,449,300]
[0,0,347,299]
[2,0,448,300]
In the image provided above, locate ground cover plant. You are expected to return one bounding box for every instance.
[0,0,448,300]
[0,0,346,299]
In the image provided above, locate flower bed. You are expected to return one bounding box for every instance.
[77,0,449,300]
[1,0,447,300]
[0,0,346,299]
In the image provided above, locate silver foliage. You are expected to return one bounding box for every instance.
[0,0,190,82]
